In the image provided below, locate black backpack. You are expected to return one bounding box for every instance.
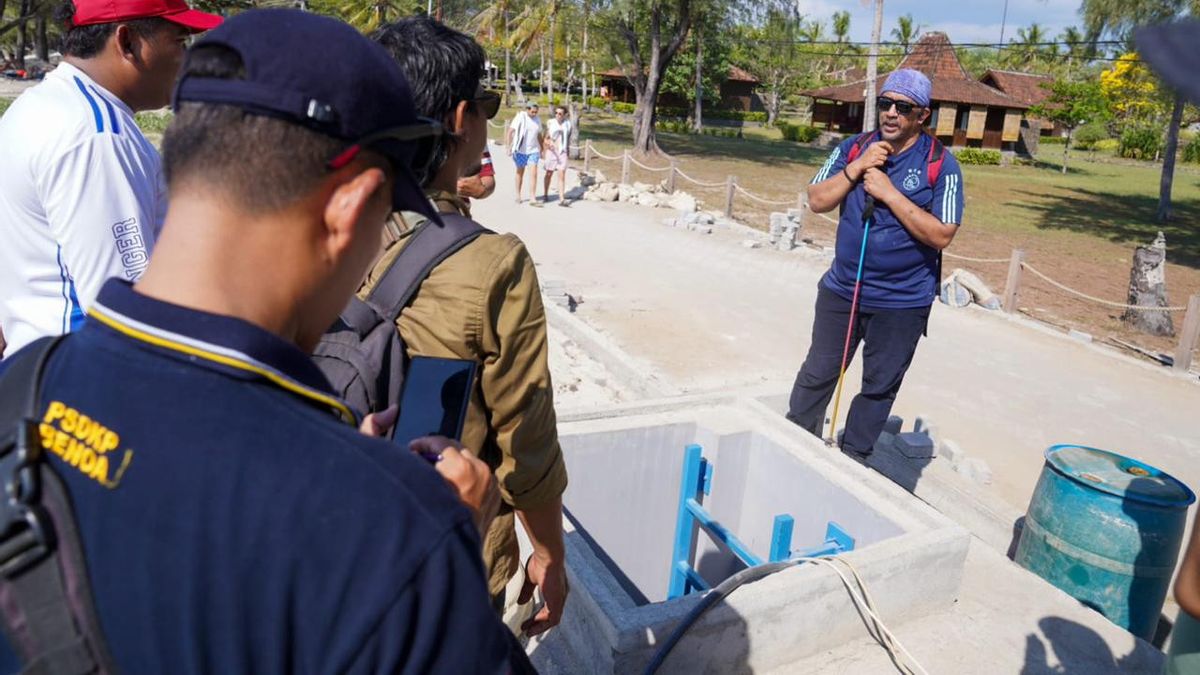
[313,213,489,418]
[0,335,118,674]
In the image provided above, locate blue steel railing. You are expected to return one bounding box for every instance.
[667,443,856,600]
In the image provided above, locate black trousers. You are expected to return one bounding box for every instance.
[787,283,930,454]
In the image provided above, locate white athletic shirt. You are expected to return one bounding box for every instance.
[0,62,166,355]
[508,111,542,154]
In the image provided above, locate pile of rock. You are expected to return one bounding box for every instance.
[662,211,717,235]
[580,171,698,212]
[874,414,994,486]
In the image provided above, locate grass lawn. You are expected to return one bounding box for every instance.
[492,106,1200,360]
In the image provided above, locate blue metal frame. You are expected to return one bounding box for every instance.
[667,444,857,599]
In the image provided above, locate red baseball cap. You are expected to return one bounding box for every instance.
[73,0,223,32]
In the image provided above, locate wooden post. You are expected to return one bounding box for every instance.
[621,150,631,185]
[1002,249,1026,314]
[1174,294,1200,373]
[584,141,592,175]
[724,175,736,219]
[667,159,678,193]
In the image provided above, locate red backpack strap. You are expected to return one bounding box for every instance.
[925,133,946,186]
[845,130,880,165]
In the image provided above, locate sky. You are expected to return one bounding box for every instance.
[794,0,1084,45]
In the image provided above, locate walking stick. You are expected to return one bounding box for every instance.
[826,195,875,447]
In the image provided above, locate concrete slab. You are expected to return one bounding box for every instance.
[530,395,971,673]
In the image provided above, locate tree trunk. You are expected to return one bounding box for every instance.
[15,0,29,70]
[633,66,667,154]
[1062,128,1070,175]
[539,41,545,99]
[692,26,702,133]
[581,0,590,105]
[35,13,47,63]
[767,90,780,127]
[1123,232,1175,337]
[862,0,883,133]
[1157,92,1185,223]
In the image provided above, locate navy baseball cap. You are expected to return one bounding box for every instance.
[1137,20,1200,106]
[172,9,442,224]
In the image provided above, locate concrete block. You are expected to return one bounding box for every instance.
[938,439,965,466]
[956,457,993,485]
[873,431,895,454]
[894,431,936,459]
[883,415,904,435]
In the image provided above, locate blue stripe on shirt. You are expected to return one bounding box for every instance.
[89,85,121,135]
[73,76,104,133]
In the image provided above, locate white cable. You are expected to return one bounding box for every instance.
[734,184,798,206]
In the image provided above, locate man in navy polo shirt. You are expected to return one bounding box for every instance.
[0,10,520,673]
[787,69,965,458]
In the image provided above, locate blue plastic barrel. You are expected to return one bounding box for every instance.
[1015,444,1195,640]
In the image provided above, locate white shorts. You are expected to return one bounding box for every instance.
[542,149,568,171]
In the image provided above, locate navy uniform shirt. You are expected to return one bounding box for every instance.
[0,280,513,674]
[810,132,965,309]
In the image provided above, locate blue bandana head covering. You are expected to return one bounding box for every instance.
[881,69,931,108]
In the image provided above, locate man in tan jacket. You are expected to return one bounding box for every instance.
[368,17,568,638]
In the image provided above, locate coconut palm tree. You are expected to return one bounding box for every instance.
[891,14,920,54]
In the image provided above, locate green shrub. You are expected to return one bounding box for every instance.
[1041,135,1066,145]
[135,111,173,135]
[702,109,766,123]
[0,98,11,118]
[1183,138,1200,164]
[776,121,821,143]
[612,101,635,115]
[954,148,1002,165]
[1094,138,1119,154]
[1118,125,1163,160]
[1072,122,1109,150]
[656,118,690,134]
[587,96,607,109]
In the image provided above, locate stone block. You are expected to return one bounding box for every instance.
[631,181,653,193]
[883,415,904,435]
[873,431,895,454]
[894,432,936,459]
[938,439,965,466]
[742,240,763,249]
[593,169,609,184]
[635,191,662,207]
[617,184,637,202]
[956,457,993,485]
[667,192,697,213]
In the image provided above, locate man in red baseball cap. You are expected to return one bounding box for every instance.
[0,0,219,356]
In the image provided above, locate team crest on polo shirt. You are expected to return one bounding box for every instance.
[902,168,921,192]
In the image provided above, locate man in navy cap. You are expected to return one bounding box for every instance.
[0,9,521,673]
[786,68,965,459]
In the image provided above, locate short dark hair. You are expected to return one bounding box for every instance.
[371,17,485,185]
[161,44,346,215]
[54,1,167,59]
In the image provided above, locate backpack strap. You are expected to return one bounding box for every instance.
[925,132,946,186]
[0,336,118,675]
[844,130,880,166]
[363,213,491,324]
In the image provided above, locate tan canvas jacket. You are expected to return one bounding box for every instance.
[360,195,567,597]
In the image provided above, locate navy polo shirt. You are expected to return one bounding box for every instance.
[810,133,965,309]
[0,280,513,673]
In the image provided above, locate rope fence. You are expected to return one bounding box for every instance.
[1020,262,1187,312]
[556,139,1200,371]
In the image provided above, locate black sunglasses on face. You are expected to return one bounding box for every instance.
[876,96,918,115]
[473,91,501,120]
[326,118,445,172]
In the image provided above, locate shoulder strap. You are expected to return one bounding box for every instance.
[365,213,491,322]
[845,130,880,165]
[0,336,118,675]
[925,133,946,185]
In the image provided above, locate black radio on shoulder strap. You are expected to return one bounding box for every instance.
[0,336,117,674]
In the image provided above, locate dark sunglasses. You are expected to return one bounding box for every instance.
[876,96,919,115]
[473,91,501,120]
[326,118,445,172]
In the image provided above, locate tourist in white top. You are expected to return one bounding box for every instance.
[505,101,543,205]
[0,0,220,357]
[541,105,573,207]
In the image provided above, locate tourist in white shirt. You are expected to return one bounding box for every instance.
[505,101,543,205]
[542,105,572,207]
[0,0,220,355]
